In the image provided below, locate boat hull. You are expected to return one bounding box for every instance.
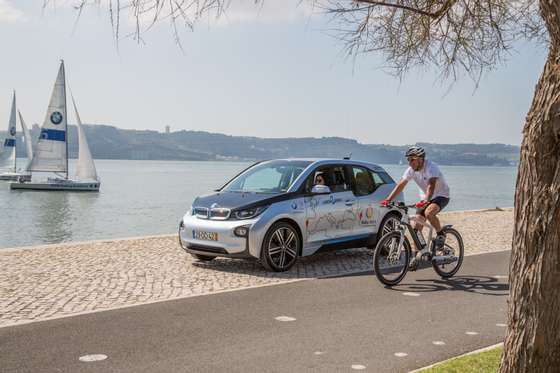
[0,173,31,182]
[10,181,100,192]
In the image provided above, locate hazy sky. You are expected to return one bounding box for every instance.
[0,1,547,145]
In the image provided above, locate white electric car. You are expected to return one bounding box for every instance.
[179,159,404,271]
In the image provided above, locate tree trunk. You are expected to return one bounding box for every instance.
[500,1,560,372]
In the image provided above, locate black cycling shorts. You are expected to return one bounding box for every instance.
[416,196,450,216]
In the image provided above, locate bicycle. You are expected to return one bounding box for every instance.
[373,201,464,286]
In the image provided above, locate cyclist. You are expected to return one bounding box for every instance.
[381,146,450,270]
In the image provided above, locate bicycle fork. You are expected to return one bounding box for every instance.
[387,229,406,262]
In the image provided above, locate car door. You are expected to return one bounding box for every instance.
[367,168,395,233]
[304,164,357,245]
[350,165,380,237]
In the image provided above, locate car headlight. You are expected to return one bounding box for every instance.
[233,206,268,220]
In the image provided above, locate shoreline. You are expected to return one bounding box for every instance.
[0,206,513,252]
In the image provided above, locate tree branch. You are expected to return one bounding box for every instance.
[355,0,457,19]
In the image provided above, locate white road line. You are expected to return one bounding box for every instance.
[493,275,508,279]
[314,351,326,355]
[402,292,421,297]
[394,352,408,357]
[496,323,507,327]
[275,316,296,322]
[432,341,446,346]
[466,331,479,335]
[79,354,107,362]
[351,364,366,370]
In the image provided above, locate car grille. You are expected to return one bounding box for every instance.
[209,208,230,220]
[194,207,231,220]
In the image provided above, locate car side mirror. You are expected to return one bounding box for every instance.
[311,185,331,194]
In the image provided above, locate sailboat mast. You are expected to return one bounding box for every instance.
[12,91,16,173]
[62,61,69,180]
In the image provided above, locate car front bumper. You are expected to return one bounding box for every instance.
[178,214,260,259]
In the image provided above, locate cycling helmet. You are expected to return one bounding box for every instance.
[405,146,426,158]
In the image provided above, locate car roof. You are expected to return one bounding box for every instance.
[268,158,387,172]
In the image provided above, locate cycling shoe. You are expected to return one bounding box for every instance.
[434,234,446,250]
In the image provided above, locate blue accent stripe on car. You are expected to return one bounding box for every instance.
[325,233,371,245]
[40,129,66,142]
[3,139,15,147]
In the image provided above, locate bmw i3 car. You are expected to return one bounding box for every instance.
[178,159,404,272]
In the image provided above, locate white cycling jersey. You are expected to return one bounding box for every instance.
[402,159,450,200]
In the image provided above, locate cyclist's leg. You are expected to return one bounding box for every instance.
[426,197,450,249]
[411,212,426,251]
[424,203,442,232]
[413,202,428,232]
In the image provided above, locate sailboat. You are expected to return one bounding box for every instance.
[10,61,100,192]
[0,92,32,181]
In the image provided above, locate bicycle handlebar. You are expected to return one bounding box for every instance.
[381,201,417,210]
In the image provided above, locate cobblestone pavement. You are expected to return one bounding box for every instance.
[0,209,513,327]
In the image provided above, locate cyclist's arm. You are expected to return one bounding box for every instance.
[425,177,437,201]
[386,179,408,201]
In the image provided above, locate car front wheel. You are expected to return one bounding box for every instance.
[260,222,300,272]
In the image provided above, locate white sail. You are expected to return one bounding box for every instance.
[71,95,98,181]
[0,91,17,171]
[29,61,68,173]
[18,111,33,168]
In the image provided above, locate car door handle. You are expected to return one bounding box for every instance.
[345,199,356,206]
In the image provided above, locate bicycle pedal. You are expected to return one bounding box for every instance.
[421,252,432,261]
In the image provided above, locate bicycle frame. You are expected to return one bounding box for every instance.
[388,208,436,260]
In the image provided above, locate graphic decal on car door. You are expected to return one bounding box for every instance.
[304,165,358,243]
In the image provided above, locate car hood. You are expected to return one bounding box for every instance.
[193,191,284,210]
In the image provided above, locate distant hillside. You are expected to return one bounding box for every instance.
[4,124,520,166]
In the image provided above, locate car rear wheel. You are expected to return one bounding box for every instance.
[379,213,401,237]
[191,253,216,261]
[260,222,300,272]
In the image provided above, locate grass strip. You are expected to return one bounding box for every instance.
[420,346,503,373]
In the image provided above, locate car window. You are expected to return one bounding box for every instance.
[352,166,376,196]
[242,167,284,192]
[304,165,350,193]
[330,165,350,193]
[370,170,386,187]
[222,160,310,194]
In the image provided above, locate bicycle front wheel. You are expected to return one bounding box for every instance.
[432,227,464,278]
[373,231,411,286]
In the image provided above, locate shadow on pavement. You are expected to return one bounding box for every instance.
[189,248,374,280]
[390,276,509,296]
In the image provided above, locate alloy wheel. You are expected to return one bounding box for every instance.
[262,223,299,271]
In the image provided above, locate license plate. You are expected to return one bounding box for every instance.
[192,230,218,241]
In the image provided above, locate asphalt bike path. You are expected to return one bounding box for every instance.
[0,251,510,373]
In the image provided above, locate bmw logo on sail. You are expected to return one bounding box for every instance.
[50,111,63,125]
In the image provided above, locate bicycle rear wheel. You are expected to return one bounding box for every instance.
[373,232,411,286]
[432,227,464,278]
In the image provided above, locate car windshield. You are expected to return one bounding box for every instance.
[222,160,311,194]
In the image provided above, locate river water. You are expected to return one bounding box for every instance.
[0,159,517,249]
